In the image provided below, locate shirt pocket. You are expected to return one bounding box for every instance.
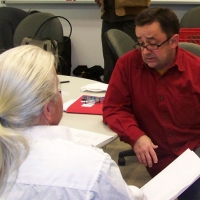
[172,94,200,128]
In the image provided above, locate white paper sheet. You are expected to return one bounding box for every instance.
[63,99,76,111]
[70,127,114,147]
[141,149,200,200]
[81,82,108,92]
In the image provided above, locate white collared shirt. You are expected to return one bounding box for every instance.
[3,126,143,200]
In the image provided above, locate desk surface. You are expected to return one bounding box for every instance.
[58,75,117,147]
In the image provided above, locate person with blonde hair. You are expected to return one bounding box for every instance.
[0,45,143,199]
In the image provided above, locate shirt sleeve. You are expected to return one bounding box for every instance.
[103,57,145,146]
[89,152,144,200]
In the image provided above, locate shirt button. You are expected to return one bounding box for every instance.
[174,148,178,152]
[169,134,173,137]
[164,115,167,119]
[160,96,164,100]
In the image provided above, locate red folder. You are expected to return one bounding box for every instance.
[66,96,103,115]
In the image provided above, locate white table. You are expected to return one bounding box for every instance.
[58,75,117,147]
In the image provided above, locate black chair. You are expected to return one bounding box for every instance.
[179,42,200,57]
[0,7,28,52]
[13,12,64,47]
[105,29,136,61]
[13,12,72,75]
[105,29,136,166]
[180,6,200,28]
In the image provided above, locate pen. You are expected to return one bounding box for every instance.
[60,81,70,83]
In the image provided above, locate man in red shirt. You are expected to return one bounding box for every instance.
[103,7,200,200]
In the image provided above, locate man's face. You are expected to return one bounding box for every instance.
[135,21,177,72]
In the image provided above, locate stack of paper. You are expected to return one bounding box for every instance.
[70,127,113,147]
[141,149,200,200]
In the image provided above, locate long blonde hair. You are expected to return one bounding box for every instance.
[0,45,57,194]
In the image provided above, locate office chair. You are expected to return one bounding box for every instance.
[180,6,200,28]
[105,29,136,61]
[13,12,64,47]
[105,29,136,166]
[179,42,200,57]
[0,7,28,52]
[13,12,72,75]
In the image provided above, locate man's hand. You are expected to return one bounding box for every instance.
[133,135,158,167]
[95,0,101,7]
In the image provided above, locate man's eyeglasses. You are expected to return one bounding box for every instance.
[134,36,173,51]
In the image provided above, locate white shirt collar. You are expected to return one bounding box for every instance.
[22,125,74,142]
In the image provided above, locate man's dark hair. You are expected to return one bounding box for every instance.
[135,7,180,38]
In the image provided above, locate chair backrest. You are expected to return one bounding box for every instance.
[105,29,136,60]
[13,12,72,76]
[180,6,200,28]
[0,7,28,51]
[13,12,64,47]
[179,42,200,57]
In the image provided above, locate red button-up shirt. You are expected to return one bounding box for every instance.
[103,47,200,176]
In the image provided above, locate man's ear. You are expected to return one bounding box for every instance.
[171,34,179,48]
[43,101,53,124]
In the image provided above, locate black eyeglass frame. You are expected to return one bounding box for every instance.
[134,35,173,51]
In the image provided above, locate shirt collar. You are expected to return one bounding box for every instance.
[172,46,185,72]
[22,125,74,142]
